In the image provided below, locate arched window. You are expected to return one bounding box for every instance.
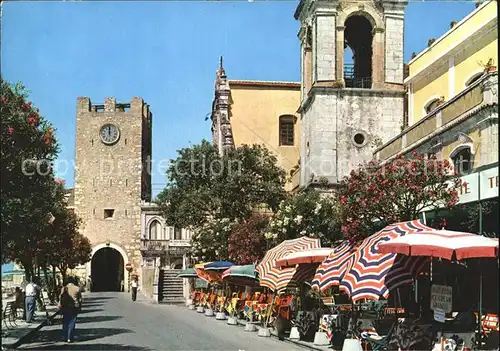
[149,220,162,240]
[451,146,473,175]
[344,15,373,89]
[465,72,483,87]
[174,228,182,240]
[279,115,295,146]
[424,98,441,115]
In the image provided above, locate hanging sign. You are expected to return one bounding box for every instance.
[431,284,453,313]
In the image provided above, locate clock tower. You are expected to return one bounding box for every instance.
[74,97,152,291]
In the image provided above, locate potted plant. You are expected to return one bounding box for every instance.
[484,58,496,73]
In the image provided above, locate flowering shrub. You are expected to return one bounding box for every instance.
[190,218,235,262]
[1,79,59,277]
[228,214,269,264]
[339,153,460,243]
[265,190,342,246]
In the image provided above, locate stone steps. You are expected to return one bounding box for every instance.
[160,269,185,304]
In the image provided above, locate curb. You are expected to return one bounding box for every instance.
[2,309,60,349]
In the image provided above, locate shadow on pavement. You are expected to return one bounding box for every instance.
[23,327,133,345]
[75,315,122,324]
[78,308,103,314]
[19,342,152,350]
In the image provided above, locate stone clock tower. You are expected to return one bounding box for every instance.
[74,97,152,292]
[294,0,407,188]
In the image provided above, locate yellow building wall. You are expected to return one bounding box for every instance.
[412,69,449,123]
[409,0,497,125]
[454,38,498,93]
[228,83,301,190]
[409,1,497,75]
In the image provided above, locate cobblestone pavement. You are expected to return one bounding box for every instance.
[18,292,306,350]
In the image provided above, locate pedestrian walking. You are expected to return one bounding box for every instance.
[131,276,138,301]
[24,279,41,323]
[58,277,82,343]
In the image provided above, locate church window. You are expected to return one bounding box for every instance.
[424,98,440,115]
[149,220,162,240]
[344,15,373,89]
[451,146,472,175]
[174,228,182,240]
[279,115,295,146]
[352,133,367,147]
[104,209,115,219]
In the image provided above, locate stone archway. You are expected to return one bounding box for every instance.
[88,243,128,292]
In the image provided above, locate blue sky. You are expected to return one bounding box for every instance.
[2,1,475,196]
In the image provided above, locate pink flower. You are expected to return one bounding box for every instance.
[8,127,14,135]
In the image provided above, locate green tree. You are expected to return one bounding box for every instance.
[265,189,342,246]
[1,79,59,280]
[339,153,461,242]
[156,140,287,231]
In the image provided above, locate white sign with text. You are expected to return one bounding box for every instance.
[431,284,453,313]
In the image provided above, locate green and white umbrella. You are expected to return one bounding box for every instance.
[221,264,259,287]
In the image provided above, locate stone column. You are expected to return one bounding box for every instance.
[372,28,385,88]
[335,26,345,83]
[382,2,406,84]
[314,12,336,81]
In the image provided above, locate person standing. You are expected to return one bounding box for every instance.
[131,276,138,301]
[24,279,41,323]
[58,277,82,343]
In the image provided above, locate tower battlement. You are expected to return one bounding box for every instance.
[76,97,151,118]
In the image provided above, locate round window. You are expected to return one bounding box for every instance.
[352,132,367,147]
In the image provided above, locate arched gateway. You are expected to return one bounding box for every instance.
[88,243,129,292]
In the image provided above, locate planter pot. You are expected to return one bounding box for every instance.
[188,305,196,310]
[289,327,300,340]
[227,317,238,325]
[342,338,363,351]
[313,331,330,346]
[215,312,226,320]
[196,306,205,313]
[186,299,193,306]
[487,66,497,72]
[258,327,271,337]
[205,308,214,317]
[244,323,257,332]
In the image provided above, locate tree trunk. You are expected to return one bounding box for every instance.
[59,266,67,283]
[42,267,53,302]
[52,266,57,294]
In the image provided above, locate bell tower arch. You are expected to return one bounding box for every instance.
[295,0,408,188]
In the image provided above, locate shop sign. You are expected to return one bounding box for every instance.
[480,167,499,200]
[431,284,453,313]
[434,308,446,323]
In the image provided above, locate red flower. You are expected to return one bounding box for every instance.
[24,102,32,111]
[8,127,14,135]
[1,97,6,104]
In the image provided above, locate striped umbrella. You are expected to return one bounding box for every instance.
[311,240,356,292]
[339,220,430,302]
[256,236,322,292]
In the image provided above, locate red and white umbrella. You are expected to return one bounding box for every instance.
[378,229,499,260]
[275,248,334,268]
[256,236,322,292]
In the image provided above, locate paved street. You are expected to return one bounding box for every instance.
[18,292,306,350]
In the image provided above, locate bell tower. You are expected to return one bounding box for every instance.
[295,0,408,188]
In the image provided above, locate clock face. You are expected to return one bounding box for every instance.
[100,124,120,144]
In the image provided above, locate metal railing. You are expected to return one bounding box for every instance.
[343,63,372,89]
[140,239,168,252]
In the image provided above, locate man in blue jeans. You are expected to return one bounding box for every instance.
[58,277,82,343]
[24,279,41,323]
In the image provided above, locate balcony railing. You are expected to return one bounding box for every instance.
[169,239,191,247]
[140,239,168,254]
[344,63,372,89]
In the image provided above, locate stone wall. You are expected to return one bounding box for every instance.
[300,88,404,186]
[74,97,152,287]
